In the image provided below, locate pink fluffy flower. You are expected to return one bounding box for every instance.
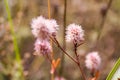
[31,16,48,39]
[31,16,59,40]
[46,19,59,37]
[85,51,101,70]
[34,39,52,55]
[65,23,84,44]
[54,76,66,80]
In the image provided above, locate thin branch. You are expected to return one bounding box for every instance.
[50,37,78,63]
[97,0,113,41]
[50,36,87,80]
[45,54,52,64]
[77,41,85,47]
[74,44,87,80]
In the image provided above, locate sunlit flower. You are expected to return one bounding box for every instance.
[65,23,84,44]
[31,16,59,40]
[85,51,101,70]
[34,39,52,55]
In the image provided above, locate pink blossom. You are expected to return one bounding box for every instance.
[34,39,52,55]
[31,16,48,39]
[31,16,59,40]
[46,19,59,37]
[85,51,101,70]
[65,23,84,44]
[55,76,66,80]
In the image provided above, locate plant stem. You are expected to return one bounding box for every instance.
[50,37,87,80]
[63,0,67,47]
[47,0,54,80]
[4,0,21,62]
[45,54,52,64]
[52,37,78,63]
[47,0,51,19]
[4,0,24,79]
[97,0,113,41]
[59,0,67,76]
[51,73,54,80]
[74,44,87,80]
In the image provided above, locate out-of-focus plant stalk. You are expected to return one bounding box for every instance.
[47,0,54,80]
[48,0,51,19]
[4,0,21,62]
[59,0,67,76]
[93,0,113,79]
[97,0,113,41]
[4,0,24,79]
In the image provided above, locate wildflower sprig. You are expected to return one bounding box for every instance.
[85,51,101,80]
[31,15,102,80]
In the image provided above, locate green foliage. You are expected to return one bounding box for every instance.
[106,58,120,80]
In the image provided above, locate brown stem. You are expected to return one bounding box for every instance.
[50,37,78,63]
[74,43,87,80]
[47,0,51,19]
[77,41,85,47]
[94,70,100,80]
[45,53,52,64]
[50,36,86,79]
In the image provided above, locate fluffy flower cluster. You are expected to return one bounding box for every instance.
[85,51,101,70]
[34,39,52,55]
[31,16,59,40]
[31,16,59,55]
[65,23,84,44]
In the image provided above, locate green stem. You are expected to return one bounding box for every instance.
[4,0,21,62]
[106,58,120,80]
[4,0,24,80]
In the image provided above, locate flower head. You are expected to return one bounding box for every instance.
[85,51,101,70]
[31,16,59,40]
[31,16,48,39]
[34,39,52,55]
[46,19,59,37]
[65,23,84,44]
[55,76,66,80]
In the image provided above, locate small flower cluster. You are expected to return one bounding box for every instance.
[34,39,52,55]
[31,15,102,79]
[31,16,59,55]
[31,15,85,54]
[65,23,84,44]
[85,51,101,71]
